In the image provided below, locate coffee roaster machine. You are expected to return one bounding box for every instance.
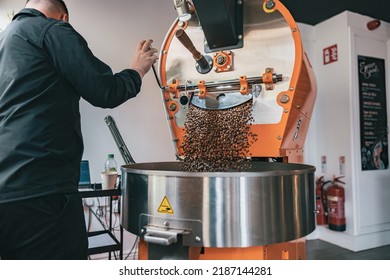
[119,0,317,260]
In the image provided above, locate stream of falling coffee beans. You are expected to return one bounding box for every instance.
[180,100,258,172]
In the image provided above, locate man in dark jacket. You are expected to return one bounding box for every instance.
[0,0,157,259]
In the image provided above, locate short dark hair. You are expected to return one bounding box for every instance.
[55,0,68,14]
[26,0,68,15]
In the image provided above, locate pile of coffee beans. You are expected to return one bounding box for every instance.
[180,100,258,172]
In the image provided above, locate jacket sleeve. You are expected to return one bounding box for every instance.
[41,20,142,108]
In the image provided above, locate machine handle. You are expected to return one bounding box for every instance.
[144,229,179,246]
[175,29,212,73]
[175,29,202,60]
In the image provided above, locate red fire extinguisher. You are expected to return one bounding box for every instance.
[327,176,346,231]
[315,176,331,225]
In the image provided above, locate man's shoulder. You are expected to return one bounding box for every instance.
[43,20,86,47]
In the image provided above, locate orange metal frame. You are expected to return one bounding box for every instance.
[160,0,317,160]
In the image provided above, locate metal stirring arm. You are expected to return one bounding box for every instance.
[104,115,136,164]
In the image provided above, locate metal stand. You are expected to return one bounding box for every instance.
[80,188,123,260]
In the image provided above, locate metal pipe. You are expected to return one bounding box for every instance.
[166,74,283,92]
[104,115,136,164]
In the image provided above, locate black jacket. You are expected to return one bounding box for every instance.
[0,9,142,203]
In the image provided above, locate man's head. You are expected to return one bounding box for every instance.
[25,0,69,22]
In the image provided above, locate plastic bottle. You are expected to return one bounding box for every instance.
[104,154,117,172]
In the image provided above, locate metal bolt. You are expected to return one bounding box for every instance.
[195,236,201,243]
[163,221,170,227]
[280,94,290,104]
[277,135,282,140]
[169,103,177,111]
[289,87,294,91]
[265,0,275,10]
[216,55,227,65]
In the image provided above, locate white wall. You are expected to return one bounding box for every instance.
[312,11,390,251]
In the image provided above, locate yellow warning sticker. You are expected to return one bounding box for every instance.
[158,196,174,214]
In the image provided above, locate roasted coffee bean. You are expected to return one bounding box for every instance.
[180,100,257,172]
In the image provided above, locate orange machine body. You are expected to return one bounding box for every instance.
[160,0,316,163]
[138,0,317,260]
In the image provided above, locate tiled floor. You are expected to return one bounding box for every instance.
[306,239,390,260]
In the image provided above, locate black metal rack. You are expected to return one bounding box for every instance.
[79,188,123,260]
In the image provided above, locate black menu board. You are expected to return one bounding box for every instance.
[358,55,388,170]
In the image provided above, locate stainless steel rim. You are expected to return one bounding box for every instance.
[121,161,316,177]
